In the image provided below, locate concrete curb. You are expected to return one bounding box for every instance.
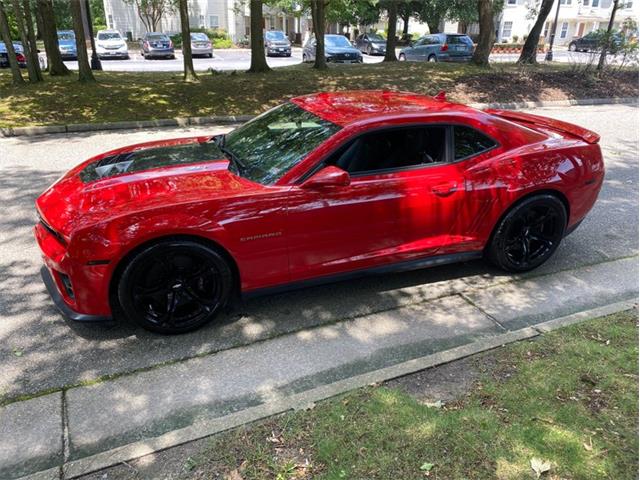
[14,298,634,480]
[1,97,637,138]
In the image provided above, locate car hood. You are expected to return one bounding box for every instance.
[326,46,360,55]
[36,136,262,238]
[97,39,126,47]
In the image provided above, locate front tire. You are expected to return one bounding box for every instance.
[486,195,567,273]
[568,42,577,52]
[428,54,437,62]
[399,53,406,61]
[117,240,233,334]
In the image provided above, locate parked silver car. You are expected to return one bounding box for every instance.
[190,32,213,57]
[140,32,175,59]
[264,30,291,57]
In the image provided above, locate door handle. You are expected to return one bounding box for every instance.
[432,182,458,197]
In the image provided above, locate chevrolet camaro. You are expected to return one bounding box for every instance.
[35,91,604,334]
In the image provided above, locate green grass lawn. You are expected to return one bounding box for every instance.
[0,62,637,129]
[181,310,638,479]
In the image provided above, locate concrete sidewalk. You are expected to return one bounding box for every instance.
[1,255,637,480]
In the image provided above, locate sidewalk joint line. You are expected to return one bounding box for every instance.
[61,389,70,473]
[458,292,508,332]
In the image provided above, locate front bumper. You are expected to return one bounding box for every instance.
[267,46,291,55]
[98,50,128,59]
[41,266,111,322]
[35,221,113,322]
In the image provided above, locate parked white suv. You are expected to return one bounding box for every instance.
[95,30,129,60]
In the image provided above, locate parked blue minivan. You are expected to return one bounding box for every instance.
[399,33,474,63]
[57,30,77,60]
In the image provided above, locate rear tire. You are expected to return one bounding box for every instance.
[568,42,577,51]
[399,53,406,61]
[486,194,567,273]
[428,54,437,62]
[117,240,233,334]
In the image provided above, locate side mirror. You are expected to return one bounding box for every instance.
[301,166,350,189]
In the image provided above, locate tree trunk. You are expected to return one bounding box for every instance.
[12,0,42,82]
[37,0,69,75]
[179,0,197,81]
[518,0,553,64]
[427,19,440,34]
[311,0,326,70]
[383,2,397,62]
[402,13,409,37]
[0,0,24,84]
[248,0,270,72]
[472,0,494,66]
[22,0,44,80]
[70,0,95,82]
[597,0,619,70]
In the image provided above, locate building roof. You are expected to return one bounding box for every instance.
[291,90,475,126]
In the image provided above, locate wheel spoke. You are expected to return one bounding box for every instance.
[159,291,179,325]
[182,284,217,312]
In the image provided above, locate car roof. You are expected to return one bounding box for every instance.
[291,90,478,127]
[98,30,120,33]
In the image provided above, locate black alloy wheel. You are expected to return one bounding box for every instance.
[118,240,233,334]
[487,195,567,272]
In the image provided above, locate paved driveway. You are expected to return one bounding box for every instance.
[0,104,637,402]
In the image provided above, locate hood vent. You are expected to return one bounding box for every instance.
[79,141,224,183]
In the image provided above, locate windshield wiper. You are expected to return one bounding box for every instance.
[213,134,247,174]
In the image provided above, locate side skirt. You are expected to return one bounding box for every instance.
[242,251,484,299]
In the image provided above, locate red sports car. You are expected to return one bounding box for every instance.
[35,91,604,333]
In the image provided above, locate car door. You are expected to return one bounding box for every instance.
[285,125,470,281]
[408,37,428,60]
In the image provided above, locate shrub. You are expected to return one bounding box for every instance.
[213,37,233,49]
[512,35,519,42]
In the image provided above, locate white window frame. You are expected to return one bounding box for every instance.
[560,22,569,38]
[209,15,219,29]
[502,21,513,39]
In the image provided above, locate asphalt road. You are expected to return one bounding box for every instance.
[53,47,606,72]
[0,104,637,401]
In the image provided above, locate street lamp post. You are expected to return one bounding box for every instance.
[83,0,102,70]
[545,0,562,61]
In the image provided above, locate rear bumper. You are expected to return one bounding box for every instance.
[41,266,112,322]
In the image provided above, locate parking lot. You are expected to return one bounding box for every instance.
[51,47,610,72]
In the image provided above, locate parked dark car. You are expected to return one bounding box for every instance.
[265,30,291,57]
[568,31,623,52]
[140,32,175,59]
[303,34,362,64]
[355,33,386,55]
[399,33,474,63]
[0,41,27,68]
[57,30,77,60]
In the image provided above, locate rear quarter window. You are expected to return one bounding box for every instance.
[454,126,497,160]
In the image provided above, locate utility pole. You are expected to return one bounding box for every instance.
[545,0,561,61]
[81,0,102,70]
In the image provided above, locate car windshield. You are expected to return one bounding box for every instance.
[148,35,168,41]
[223,102,341,185]
[266,31,286,41]
[191,33,208,41]
[98,32,121,40]
[58,32,75,40]
[325,35,351,48]
[368,34,384,42]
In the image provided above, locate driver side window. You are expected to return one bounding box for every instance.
[326,126,448,176]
